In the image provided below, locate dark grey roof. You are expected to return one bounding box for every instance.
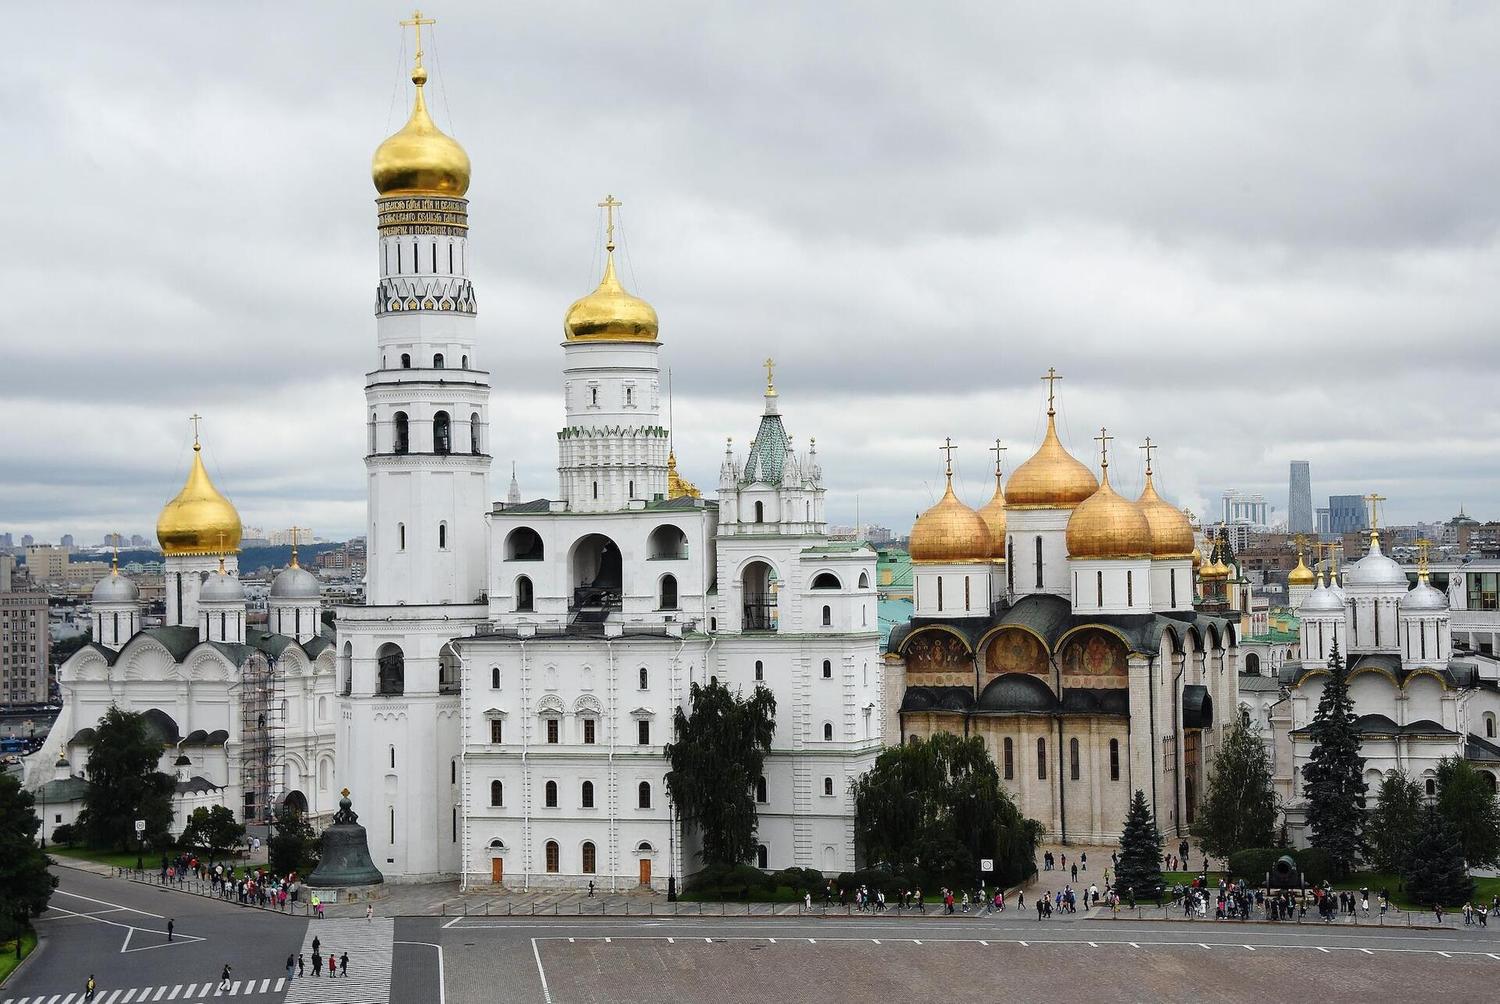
[899,686,975,714]
[37,776,89,802]
[644,496,707,511]
[174,775,225,795]
[1466,733,1500,763]
[1283,654,1473,690]
[1237,673,1282,692]
[499,498,555,513]
[69,727,97,746]
[977,674,1056,714]
[1060,687,1131,717]
[1182,684,1214,729]
[141,708,180,745]
[1293,713,1459,738]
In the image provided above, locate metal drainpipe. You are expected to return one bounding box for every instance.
[450,638,470,892]
[1172,654,1186,838]
[1056,714,1067,846]
[1147,656,1158,825]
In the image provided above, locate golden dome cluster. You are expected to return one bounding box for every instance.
[909,475,993,565]
[1065,463,1153,559]
[976,466,1007,559]
[372,65,471,197]
[157,440,242,557]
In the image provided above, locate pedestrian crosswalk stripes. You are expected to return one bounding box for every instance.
[284,917,394,1004]
[0,979,288,1004]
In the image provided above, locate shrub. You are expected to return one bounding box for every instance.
[1226,847,1332,888]
[50,824,77,847]
[772,867,824,895]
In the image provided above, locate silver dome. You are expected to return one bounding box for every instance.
[1299,583,1344,615]
[1400,580,1448,613]
[1344,538,1408,589]
[199,569,245,603]
[92,571,140,604]
[271,563,321,600]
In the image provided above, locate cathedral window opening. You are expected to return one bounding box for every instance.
[340,642,352,696]
[546,718,559,744]
[1096,571,1104,608]
[742,560,778,631]
[629,480,635,498]
[394,411,410,453]
[625,386,633,406]
[639,667,648,690]
[754,501,765,523]
[757,844,768,869]
[434,352,445,369]
[590,386,599,406]
[431,242,438,273]
[1126,570,1133,607]
[1169,569,1177,608]
[390,746,396,769]
[638,720,651,745]
[461,354,468,368]
[449,244,454,273]
[593,481,599,499]
[492,666,501,689]
[452,807,457,843]
[471,413,482,454]
[490,780,503,806]
[1069,737,1080,781]
[398,523,406,550]
[451,760,457,784]
[377,643,405,696]
[397,243,403,274]
[1003,737,1014,780]
[812,572,841,589]
[515,576,534,612]
[581,781,595,808]
[756,776,768,803]
[1486,712,1496,739]
[1109,738,1120,781]
[937,578,944,612]
[1034,536,1043,589]
[823,722,834,741]
[822,659,832,679]
[583,718,596,744]
[390,808,395,845]
[1425,777,1436,797]
[823,776,834,796]
[490,719,503,743]
[545,781,558,807]
[755,660,764,681]
[439,522,448,549]
[965,577,971,611]
[545,840,559,873]
[434,411,452,455]
[318,696,328,721]
[649,525,689,560]
[506,527,545,561]
[822,605,832,626]
[1037,738,1047,780]
[659,574,678,610]
[401,353,411,368]
[638,781,652,808]
[1007,538,1015,592]
[582,841,597,874]
[369,413,377,453]
[1420,626,1427,659]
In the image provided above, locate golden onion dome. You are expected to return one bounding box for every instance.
[564,250,659,342]
[1191,546,1202,569]
[976,471,1007,559]
[1201,558,1228,579]
[909,475,993,565]
[1288,552,1316,586]
[1005,411,1099,509]
[1065,466,1153,560]
[156,442,242,557]
[372,66,471,197]
[1136,474,1196,558]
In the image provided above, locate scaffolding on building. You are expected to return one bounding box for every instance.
[240,652,285,825]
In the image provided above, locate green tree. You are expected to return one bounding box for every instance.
[665,680,776,868]
[1190,716,1278,858]
[0,773,57,944]
[1434,756,1500,869]
[1404,804,1475,907]
[76,706,175,853]
[178,805,245,861]
[1367,770,1423,876]
[1115,789,1164,900]
[1300,642,1366,877]
[851,732,1040,890]
[268,802,320,877]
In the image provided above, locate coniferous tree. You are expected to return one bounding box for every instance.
[1404,804,1475,908]
[665,680,776,868]
[1115,790,1164,899]
[77,706,175,853]
[1367,770,1423,876]
[1191,716,1278,858]
[1300,641,1366,877]
[1434,756,1500,869]
[0,773,57,943]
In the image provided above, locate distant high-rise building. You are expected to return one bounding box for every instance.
[1221,490,1270,527]
[60,533,74,552]
[1288,461,1313,534]
[1316,507,1331,534]
[20,534,33,547]
[0,591,49,704]
[1328,494,1368,534]
[130,534,146,547]
[0,533,12,549]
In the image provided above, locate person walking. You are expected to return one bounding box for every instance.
[286,954,296,980]
[366,903,374,923]
[340,951,349,977]
[312,935,321,959]
[219,964,233,992]
[328,953,337,978]
[1080,852,1087,872]
[313,951,322,977]
[298,954,305,978]
[167,918,174,942]
[85,975,97,1001]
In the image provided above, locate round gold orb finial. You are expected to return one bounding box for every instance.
[412,65,428,86]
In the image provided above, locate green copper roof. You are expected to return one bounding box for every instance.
[742,412,789,486]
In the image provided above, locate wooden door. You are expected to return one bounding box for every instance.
[491,856,503,885]
[638,858,651,887]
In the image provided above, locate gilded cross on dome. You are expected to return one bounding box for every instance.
[988,438,1006,476]
[400,9,437,71]
[288,525,306,566]
[763,357,776,396]
[189,413,203,447]
[939,437,957,477]
[598,194,622,251]
[1040,367,1061,414]
[1093,427,1114,471]
[1364,492,1386,531]
[1139,436,1157,476]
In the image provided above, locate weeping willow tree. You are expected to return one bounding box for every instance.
[665,679,777,867]
[852,732,1041,889]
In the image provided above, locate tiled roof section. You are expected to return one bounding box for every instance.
[1237,673,1282,692]
[644,496,707,511]
[37,776,89,802]
[1292,713,1459,738]
[741,412,789,486]
[175,774,225,795]
[899,685,976,713]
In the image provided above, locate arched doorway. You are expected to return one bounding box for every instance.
[489,839,505,884]
[742,560,777,631]
[570,534,623,611]
[283,790,308,814]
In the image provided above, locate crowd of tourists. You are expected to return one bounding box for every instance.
[157,851,323,914]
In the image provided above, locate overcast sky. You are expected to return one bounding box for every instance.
[5,1,1499,545]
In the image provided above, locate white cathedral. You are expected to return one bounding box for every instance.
[37,34,882,890]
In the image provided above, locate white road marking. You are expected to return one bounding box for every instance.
[440,916,464,929]
[53,890,164,920]
[978,940,988,946]
[1088,942,1098,948]
[1018,941,1028,947]
[1244,945,1255,951]
[531,939,553,1004]
[1129,942,1139,949]
[168,988,181,1000]
[1361,948,1373,955]
[870,939,880,945]
[1438,951,1452,958]
[394,941,447,1004]
[911,940,922,945]
[1317,947,1331,954]
[666,937,674,944]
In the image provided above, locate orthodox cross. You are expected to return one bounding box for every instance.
[1364,492,1386,531]
[1139,436,1157,477]
[989,438,1007,477]
[400,9,436,68]
[189,413,203,446]
[598,193,622,251]
[1040,367,1061,414]
[288,525,306,565]
[1093,427,1113,471]
[763,357,776,395]
[939,437,957,477]
[1416,537,1432,575]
